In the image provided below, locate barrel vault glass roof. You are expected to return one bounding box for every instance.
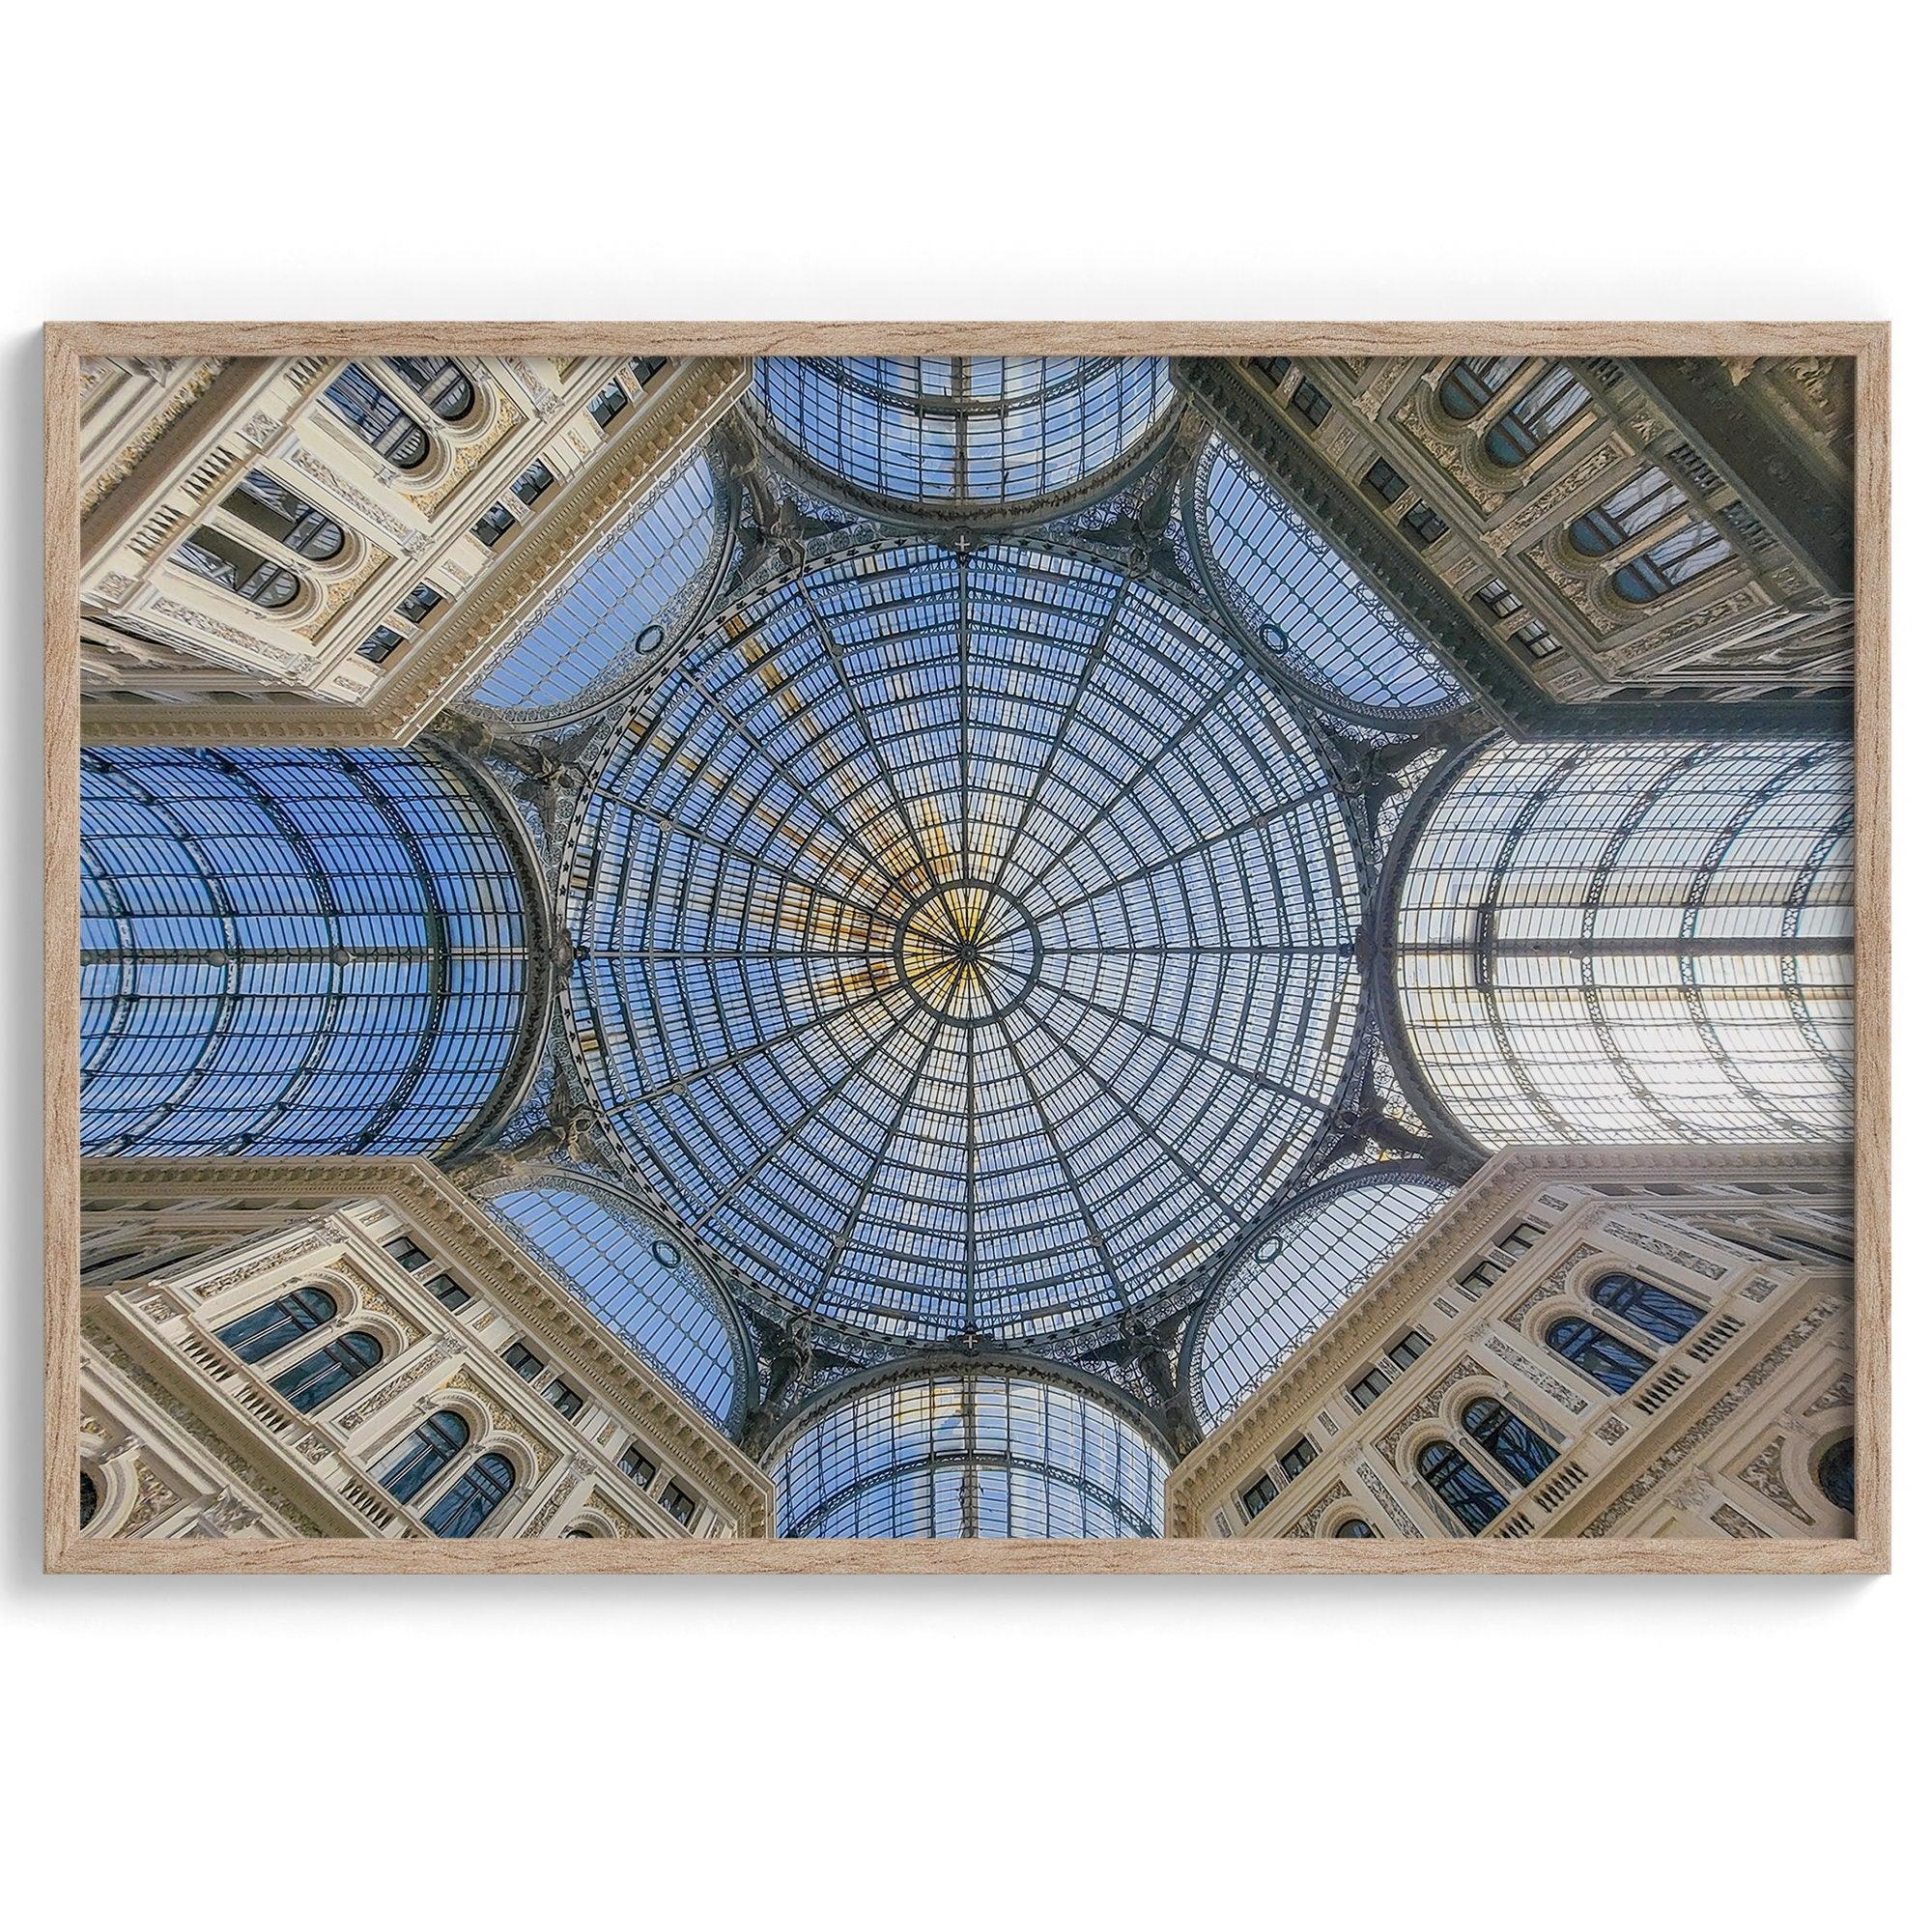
[752,356,1175,513]
[559,536,1363,1345]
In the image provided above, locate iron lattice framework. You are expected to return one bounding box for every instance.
[1390,736,1855,1148]
[749,356,1177,518]
[81,743,537,1158]
[555,536,1364,1347]
[1184,1165,1455,1431]
[769,1365,1172,1539]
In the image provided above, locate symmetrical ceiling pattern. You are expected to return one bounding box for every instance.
[557,537,1363,1345]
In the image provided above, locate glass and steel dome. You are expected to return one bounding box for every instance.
[486,1181,750,1433]
[1393,737,1854,1147]
[463,447,728,722]
[558,536,1363,1345]
[750,357,1175,516]
[1189,435,1466,720]
[771,1368,1171,1538]
[81,744,533,1158]
[1185,1168,1453,1430]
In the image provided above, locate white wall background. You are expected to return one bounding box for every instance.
[3,6,1920,1925]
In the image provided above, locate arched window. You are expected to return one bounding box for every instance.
[1590,1273,1705,1347]
[1462,1396,1558,1486]
[1438,356,1523,421]
[80,1470,99,1528]
[223,470,345,561]
[1547,1318,1653,1396]
[379,1409,470,1505]
[423,1451,516,1538]
[1568,466,1731,603]
[1416,1439,1507,1534]
[1817,1436,1854,1514]
[269,1330,382,1413]
[385,356,475,423]
[1332,1517,1377,1539]
[216,1286,338,1364]
[324,363,432,469]
[1482,365,1590,468]
[173,527,299,608]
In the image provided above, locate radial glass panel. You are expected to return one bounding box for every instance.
[1188,1172,1453,1429]
[772,1371,1170,1538]
[559,538,1362,1343]
[1192,437,1465,718]
[464,449,726,718]
[80,744,530,1157]
[752,357,1174,513]
[487,1184,745,1432]
[1395,738,1853,1147]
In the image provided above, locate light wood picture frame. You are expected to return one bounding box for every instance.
[43,322,1890,1575]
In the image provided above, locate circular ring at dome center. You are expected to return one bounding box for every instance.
[894,882,1042,1023]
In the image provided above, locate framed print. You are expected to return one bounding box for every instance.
[43,325,1889,1573]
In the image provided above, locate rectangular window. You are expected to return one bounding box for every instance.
[357,626,405,665]
[511,458,554,507]
[630,356,668,388]
[620,1443,657,1491]
[1401,501,1449,547]
[384,1236,430,1269]
[502,1341,545,1381]
[395,582,442,626]
[1290,379,1330,427]
[1472,576,1523,619]
[1278,1436,1318,1483]
[471,502,516,548]
[1514,619,1559,659]
[1386,1328,1433,1371]
[1251,357,1294,387]
[545,1378,584,1421]
[1240,1473,1280,1520]
[1349,1366,1392,1410]
[425,1274,470,1311]
[1364,458,1407,504]
[659,1482,696,1526]
[1498,1222,1544,1257]
[588,380,629,429]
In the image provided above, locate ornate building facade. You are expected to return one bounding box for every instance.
[64,349,1862,1548]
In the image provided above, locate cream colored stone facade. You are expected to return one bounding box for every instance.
[1193,355,1852,705]
[78,353,747,738]
[76,1158,774,1542]
[1169,1149,1854,1542]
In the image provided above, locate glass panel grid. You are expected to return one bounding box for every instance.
[1189,1173,1453,1429]
[772,1371,1170,1538]
[559,539,1361,1343]
[1395,738,1853,1147]
[753,357,1174,512]
[467,450,724,716]
[487,1184,743,1430]
[80,745,529,1157]
[1193,437,1465,717]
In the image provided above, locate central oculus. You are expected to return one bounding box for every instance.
[560,537,1363,1346]
[894,882,1043,1024]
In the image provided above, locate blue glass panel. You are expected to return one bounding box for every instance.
[1193,437,1465,717]
[487,1186,742,1431]
[80,745,530,1157]
[466,451,724,715]
[772,1372,1170,1539]
[753,357,1173,512]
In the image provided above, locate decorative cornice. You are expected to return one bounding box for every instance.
[80,1155,774,1533]
[1165,1144,1846,1533]
[78,359,752,748]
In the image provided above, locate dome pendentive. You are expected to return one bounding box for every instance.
[556,535,1365,1348]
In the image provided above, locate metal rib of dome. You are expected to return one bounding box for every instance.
[750,356,1175,517]
[559,537,1362,1345]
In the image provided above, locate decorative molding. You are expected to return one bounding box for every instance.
[1737,1435,1816,1526]
[1600,1221,1728,1282]
[1503,1242,1602,1332]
